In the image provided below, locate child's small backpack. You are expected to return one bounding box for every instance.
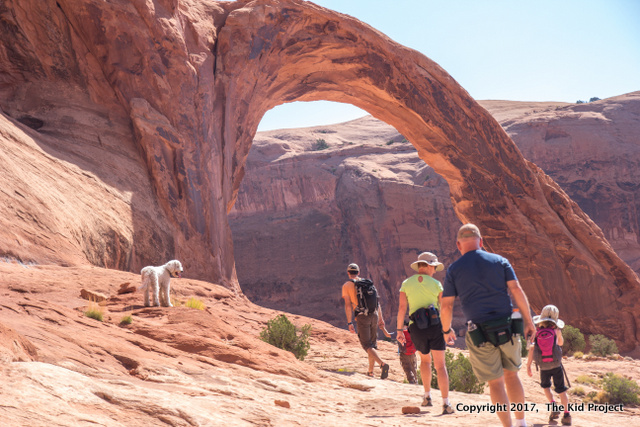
[533,327,563,369]
[352,279,378,316]
[397,330,416,355]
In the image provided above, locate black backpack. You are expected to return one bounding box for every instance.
[352,279,378,316]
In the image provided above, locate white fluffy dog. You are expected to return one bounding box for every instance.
[139,260,183,307]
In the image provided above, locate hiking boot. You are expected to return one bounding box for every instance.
[442,403,454,415]
[421,396,432,407]
[549,411,561,421]
[380,363,389,379]
[561,413,572,426]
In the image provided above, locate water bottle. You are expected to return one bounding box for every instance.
[467,320,477,332]
[512,308,524,336]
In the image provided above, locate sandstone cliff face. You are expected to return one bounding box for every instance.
[1,0,638,349]
[481,94,640,276]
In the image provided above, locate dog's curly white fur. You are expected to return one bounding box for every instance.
[139,260,183,307]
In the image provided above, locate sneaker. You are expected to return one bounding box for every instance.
[561,413,572,426]
[442,403,454,415]
[421,396,432,407]
[380,363,389,379]
[549,411,561,421]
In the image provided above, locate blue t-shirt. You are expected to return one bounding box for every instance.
[443,249,517,323]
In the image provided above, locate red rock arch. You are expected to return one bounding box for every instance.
[213,0,639,350]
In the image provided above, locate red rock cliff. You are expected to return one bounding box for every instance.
[1,0,638,349]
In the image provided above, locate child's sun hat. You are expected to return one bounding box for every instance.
[532,304,565,328]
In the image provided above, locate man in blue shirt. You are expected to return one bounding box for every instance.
[440,224,535,427]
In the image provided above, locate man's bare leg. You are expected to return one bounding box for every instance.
[488,376,512,427]
[504,369,526,423]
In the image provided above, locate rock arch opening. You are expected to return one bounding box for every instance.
[217,0,639,349]
[229,111,459,326]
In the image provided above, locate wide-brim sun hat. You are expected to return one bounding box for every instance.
[410,252,444,272]
[532,304,565,328]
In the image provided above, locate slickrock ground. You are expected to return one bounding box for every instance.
[1,260,638,426]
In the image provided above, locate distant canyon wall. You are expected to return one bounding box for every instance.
[230,93,640,348]
[481,96,640,276]
[229,118,461,325]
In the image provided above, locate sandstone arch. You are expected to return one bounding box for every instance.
[214,1,640,350]
[1,0,638,351]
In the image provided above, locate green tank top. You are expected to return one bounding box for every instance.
[400,274,443,316]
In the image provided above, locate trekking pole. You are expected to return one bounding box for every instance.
[561,364,571,388]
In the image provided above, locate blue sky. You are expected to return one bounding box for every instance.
[256,0,640,131]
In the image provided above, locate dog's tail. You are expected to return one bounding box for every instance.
[139,270,150,291]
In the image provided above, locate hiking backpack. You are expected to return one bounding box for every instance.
[352,279,378,316]
[533,327,563,369]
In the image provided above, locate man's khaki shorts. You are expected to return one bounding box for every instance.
[465,331,521,382]
[356,313,378,350]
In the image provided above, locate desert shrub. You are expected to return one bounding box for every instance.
[119,314,133,325]
[562,325,585,355]
[429,350,485,394]
[84,304,103,322]
[594,390,610,403]
[259,314,312,361]
[311,138,329,151]
[575,374,597,385]
[573,351,584,359]
[589,97,601,102]
[601,373,640,405]
[185,297,206,310]
[571,386,586,397]
[589,334,618,357]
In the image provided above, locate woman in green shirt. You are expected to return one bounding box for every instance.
[396,252,453,415]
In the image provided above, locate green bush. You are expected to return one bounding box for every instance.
[601,373,640,405]
[575,374,597,385]
[589,334,618,357]
[259,314,312,361]
[311,138,329,151]
[119,314,133,325]
[562,325,586,355]
[84,304,103,322]
[429,350,485,394]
